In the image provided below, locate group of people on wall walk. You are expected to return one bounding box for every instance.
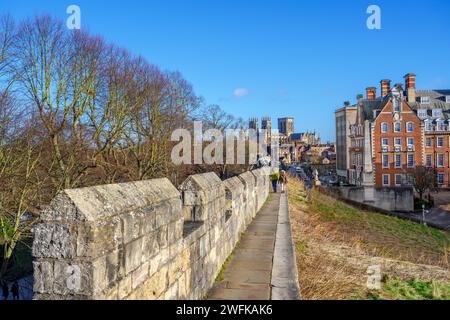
[269,166,288,193]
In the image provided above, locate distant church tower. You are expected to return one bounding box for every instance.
[249,117,259,131]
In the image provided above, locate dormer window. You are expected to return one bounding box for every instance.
[425,120,433,132]
[421,96,431,104]
[417,109,427,118]
[437,120,445,132]
[432,109,443,118]
[446,96,450,103]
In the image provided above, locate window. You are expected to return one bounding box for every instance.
[446,96,450,103]
[383,174,390,187]
[437,121,445,131]
[437,154,445,167]
[438,173,445,185]
[426,137,432,147]
[381,122,389,133]
[395,174,402,187]
[393,99,401,112]
[407,154,415,168]
[382,138,389,146]
[394,122,401,132]
[395,154,402,168]
[406,122,414,132]
[382,154,389,168]
[418,109,427,118]
[426,154,433,167]
[407,138,414,146]
[425,120,433,132]
[394,138,402,146]
[437,137,444,148]
[432,109,443,118]
[421,96,431,104]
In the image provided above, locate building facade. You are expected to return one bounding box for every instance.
[335,73,450,189]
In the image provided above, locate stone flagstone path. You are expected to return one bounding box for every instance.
[208,192,300,300]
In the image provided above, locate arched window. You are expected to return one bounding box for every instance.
[393,99,401,112]
[381,122,389,133]
[394,122,401,133]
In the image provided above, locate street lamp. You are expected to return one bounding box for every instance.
[422,204,429,226]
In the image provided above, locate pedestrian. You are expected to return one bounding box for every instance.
[11,281,19,300]
[279,170,288,193]
[1,280,9,300]
[270,168,279,193]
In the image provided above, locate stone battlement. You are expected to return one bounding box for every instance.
[32,168,270,300]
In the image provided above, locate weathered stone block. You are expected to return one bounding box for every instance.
[118,275,132,299]
[33,224,74,259]
[132,262,149,290]
[33,261,54,294]
[124,237,143,274]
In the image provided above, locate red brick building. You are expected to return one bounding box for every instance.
[336,73,450,189]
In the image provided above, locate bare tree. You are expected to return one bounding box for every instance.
[413,166,435,202]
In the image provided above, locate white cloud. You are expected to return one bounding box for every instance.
[233,88,249,98]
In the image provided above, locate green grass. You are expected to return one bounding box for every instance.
[365,275,450,300]
[307,189,450,266]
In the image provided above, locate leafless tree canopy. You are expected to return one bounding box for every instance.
[0,14,247,277]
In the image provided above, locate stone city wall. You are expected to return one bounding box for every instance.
[32,168,270,300]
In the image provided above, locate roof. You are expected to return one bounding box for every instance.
[406,90,450,120]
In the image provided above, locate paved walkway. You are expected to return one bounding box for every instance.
[208,192,300,300]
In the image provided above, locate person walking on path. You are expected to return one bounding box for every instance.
[11,281,19,300]
[279,170,288,193]
[1,280,9,300]
[270,168,280,193]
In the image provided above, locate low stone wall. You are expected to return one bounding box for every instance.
[32,169,269,300]
[320,186,414,213]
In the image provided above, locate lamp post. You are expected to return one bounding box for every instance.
[422,204,429,226]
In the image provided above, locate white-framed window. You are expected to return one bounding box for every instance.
[426,154,433,167]
[407,137,414,146]
[425,120,433,132]
[437,121,445,131]
[421,96,431,104]
[426,137,432,147]
[437,137,444,148]
[407,154,415,168]
[382,154,389,168]
[437,153,445,167]
[438,173,445,185]
[394,122,401,132]
[393,99,401,112]
[432,109,443,118]
[406,122,414,132]
[395,174,402,187]
[417,109,427,118]
[382,138,389,146]
[381,122,389,133]
[394,138,402,146]
[446,96,450,103]
[383,174,390,187]
[395,154,402,168]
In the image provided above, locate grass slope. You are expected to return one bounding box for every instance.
[288,178,450,300]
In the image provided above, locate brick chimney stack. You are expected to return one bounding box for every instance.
[404,73,416,103]
[380,79,391,98]
[366,87,376,100]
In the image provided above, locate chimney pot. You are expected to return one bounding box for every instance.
[404,73,416,103]
[366,87,377,100]
[380,79,391,98]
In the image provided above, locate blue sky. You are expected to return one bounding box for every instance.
[1,0,450,142]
